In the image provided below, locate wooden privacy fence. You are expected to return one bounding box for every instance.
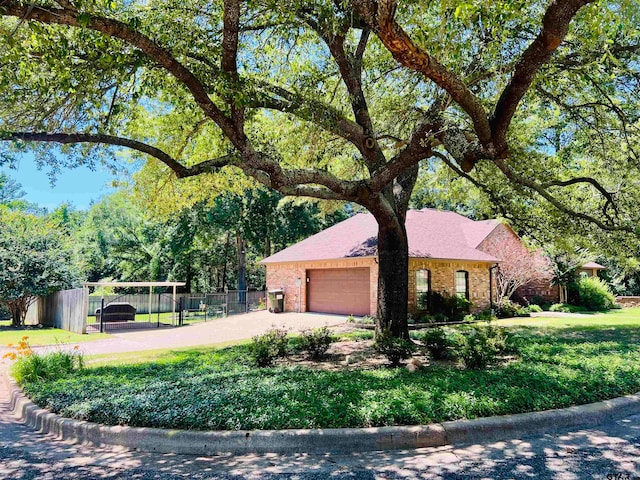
[25,288,89,334]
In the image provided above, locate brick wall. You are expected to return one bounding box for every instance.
[265,257,377,314]
[266,256,494,315]
[409,259,493,313]
[477,224,559,304]
[616,296,640,308]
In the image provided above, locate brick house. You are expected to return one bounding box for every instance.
[261,209,557,315]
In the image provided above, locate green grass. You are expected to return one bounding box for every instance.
[16,308,640,431]
[0,327,110,346]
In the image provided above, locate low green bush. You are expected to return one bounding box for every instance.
[549,303,587,313]
[416,313,451,324]
[423,292,472,321]
[12,349,84,385]
[474,309,497,321]
[361,315,376,325]
[418,327,454,360]
[248,328,289,367]
[374,332,416,366]
[298,327,334,359]
[525,304,543,313]
[495,299,528,318]
[574,276,616,311]
[454,326,506,370]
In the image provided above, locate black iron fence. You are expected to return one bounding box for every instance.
[177,290,267,324]
[87,291,267,332]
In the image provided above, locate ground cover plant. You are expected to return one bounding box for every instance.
[15,310,640,431]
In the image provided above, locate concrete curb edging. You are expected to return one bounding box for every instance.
[6,374,640,455]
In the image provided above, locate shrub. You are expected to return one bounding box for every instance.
[549,303,587,313]
[418,327,455,360]
[525,304,543,313]
[299,327,334,359]
[549,303,570,313]
[11,348,84,385]
[248,328,289,367]
[474,309,496,321]
[463,314,475,322]
[424,292,472,321]
[374,332,416,366]
[454,326,506,369]
[361,315,376,325]
[416,313,451,324]
[574,276,616,311]
[495,299,527,318]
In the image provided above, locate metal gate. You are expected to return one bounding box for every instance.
[86,291,267,332]
[86,293,179,332]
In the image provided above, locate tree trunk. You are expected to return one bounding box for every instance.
[373,212,410,339]
[221,232,231,290]
[265,234,271,258]
[236,234,247,291]
[9,299,25,327]
[366,165,418,340]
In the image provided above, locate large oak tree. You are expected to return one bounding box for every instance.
[0,0,638,338]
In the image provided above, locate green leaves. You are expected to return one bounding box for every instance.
[0,209,80,324]
[76,13,92,28]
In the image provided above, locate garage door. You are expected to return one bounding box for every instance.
[307,268,370,316]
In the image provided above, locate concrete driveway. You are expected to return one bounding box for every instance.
[61,311,349,356]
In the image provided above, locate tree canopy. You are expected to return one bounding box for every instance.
[1,0,639,337]
[0,208,79,325]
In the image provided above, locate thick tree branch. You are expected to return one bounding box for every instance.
[491,0,595,153]
[324,33,385,170]
[248,80,367,147]
[0,131,232,177]
[221,0,243,127]
[369,121,436,191]
[0,2,239,144]
[221,0,240,75]
[351,0,493,149]
[1,130,370,200]
[493,158,630,232]
[542,176,615,199]
[240,165,356,202]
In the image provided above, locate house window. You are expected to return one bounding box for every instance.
[456,270,469,299]
[416,269,431,310]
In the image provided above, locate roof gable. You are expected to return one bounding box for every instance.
[261,209,500,264]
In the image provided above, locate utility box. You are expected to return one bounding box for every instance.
[268,289,285,313]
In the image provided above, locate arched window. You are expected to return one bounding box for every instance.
[456,270,469,300]
[416,269,431,310]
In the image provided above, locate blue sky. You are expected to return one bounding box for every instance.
[3,153,127,211]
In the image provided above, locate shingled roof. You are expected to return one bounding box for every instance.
[261,209,501,264]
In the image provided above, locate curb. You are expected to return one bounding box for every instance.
[6,374,640,455]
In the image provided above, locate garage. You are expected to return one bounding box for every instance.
[306,268,370,316]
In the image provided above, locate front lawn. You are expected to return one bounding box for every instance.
[0,327,110,346]
[15,309,640,430]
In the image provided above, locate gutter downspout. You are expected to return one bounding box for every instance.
[489,264,499,313]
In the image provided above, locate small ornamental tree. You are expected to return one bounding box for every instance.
[0,209,78,326]
[496,241,553,305]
